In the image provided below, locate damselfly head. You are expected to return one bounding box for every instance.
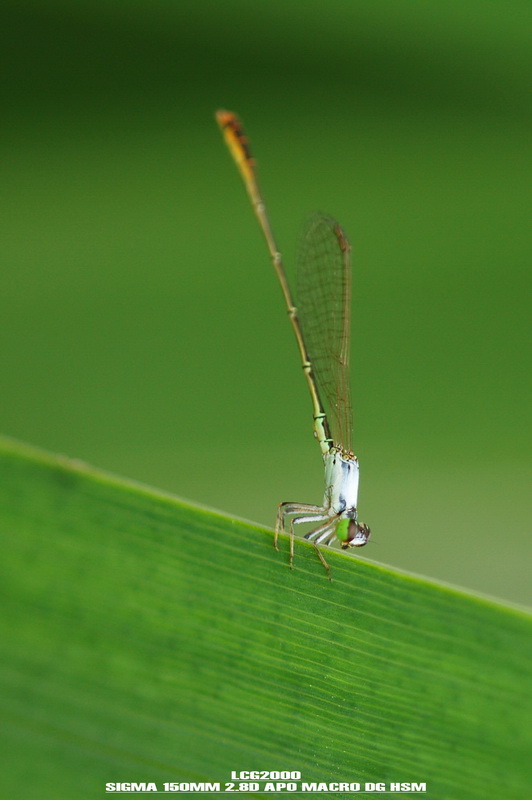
[337,519,371,549]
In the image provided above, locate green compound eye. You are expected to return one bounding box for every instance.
[336,519,350,542]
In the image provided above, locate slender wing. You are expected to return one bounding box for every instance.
[296,212,353,452]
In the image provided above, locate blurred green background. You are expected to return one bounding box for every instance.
[1,1,530,604]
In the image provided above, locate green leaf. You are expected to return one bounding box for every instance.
[1,435,531,799]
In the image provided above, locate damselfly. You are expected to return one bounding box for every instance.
[216,110,370,577]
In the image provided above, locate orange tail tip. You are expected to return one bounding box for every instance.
[215,109,256,183]
[215,109,238,128]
